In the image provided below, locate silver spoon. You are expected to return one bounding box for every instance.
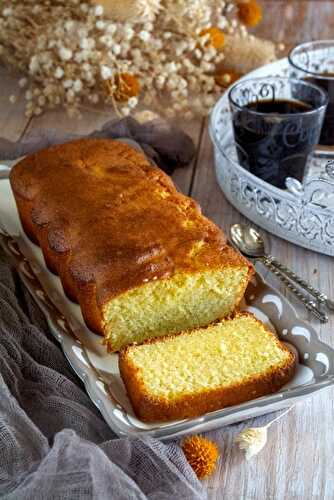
[230,224,331,323]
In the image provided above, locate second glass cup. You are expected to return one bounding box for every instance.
[228,77,328,189]
[289,40,334,146]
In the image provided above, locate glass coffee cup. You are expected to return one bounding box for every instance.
[289,40,334,146]
[229,77,328,189]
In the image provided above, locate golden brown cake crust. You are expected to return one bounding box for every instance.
[119,313,296,422]
[10,138,253,335]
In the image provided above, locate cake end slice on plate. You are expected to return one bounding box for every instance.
[119,312,296,422]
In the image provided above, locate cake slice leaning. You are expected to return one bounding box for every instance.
[119,312,296,422]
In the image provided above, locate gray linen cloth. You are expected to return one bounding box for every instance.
[0,249,206,499]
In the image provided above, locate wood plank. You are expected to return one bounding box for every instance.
[172,119,204,195]
[0,66,30,143]
[23,104,116,140]
[257,1,334,44]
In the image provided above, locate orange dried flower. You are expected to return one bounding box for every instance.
[182,435,219,479]
[215,68,242,87]
[199,27,225,50]
[238,0,263,27]
[114,73,141,102]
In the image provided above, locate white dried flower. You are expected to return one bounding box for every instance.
[235,408,293,460]
[29,56,39,74]
[54,67,64,79]
[66,89,75,102]
[19,78,28,88]
[65,20,74,32]
[99,35,110,47]
[59,47,72,61]
[235,428,268,460]
[94,5,104,16]
[63,79,73,89]
[83,71,93,82]
[9,95,17,104]
[78,27,88,38]
[124,27,134,40]
[128,96,138,108]
[155,74,165,88]
[179,79,188,89]
[188,39,196,51]
[32,5,41,14]
[146,21,154,31]
[167,62,179,73]
[121,42,130,55]
[139,30,151,42]
[73,79,83,92]
[96,20,105,30]
[100,65,112,80]
[38,95,46,106]
[79,38,89,50]
[218,17,228,30]
[112,44,121,55]
[134,109,159,123]
[2,8,12,17]
[106,24,117,35]
[80,38,95,50]
[226,2,235,13]
[121,107,130,116]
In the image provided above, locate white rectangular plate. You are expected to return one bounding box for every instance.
[1,165,333,439]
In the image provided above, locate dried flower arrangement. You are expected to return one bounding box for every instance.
[0,0,277,118]
[181,407,293,481]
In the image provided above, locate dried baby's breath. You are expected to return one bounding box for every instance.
[0,0,271,118]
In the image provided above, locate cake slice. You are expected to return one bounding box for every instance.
[10,138,253,352]
[119,313,296,422]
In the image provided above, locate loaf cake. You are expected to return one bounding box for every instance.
[10,138,253,351]
[119,313,296,421]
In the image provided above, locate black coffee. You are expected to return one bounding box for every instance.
[232,99,320,189]
[305,73,334,145]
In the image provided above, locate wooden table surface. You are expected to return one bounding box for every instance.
[0,2,333,499]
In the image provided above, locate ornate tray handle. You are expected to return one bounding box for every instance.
[286,160,334,210]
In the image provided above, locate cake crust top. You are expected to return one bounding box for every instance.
[10,138,251,304]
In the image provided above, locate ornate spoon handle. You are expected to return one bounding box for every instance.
[259,256,329,323]
[266,255,334,311]
[266,255,326,302]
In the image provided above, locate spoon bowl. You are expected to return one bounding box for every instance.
[230,224,266,257]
